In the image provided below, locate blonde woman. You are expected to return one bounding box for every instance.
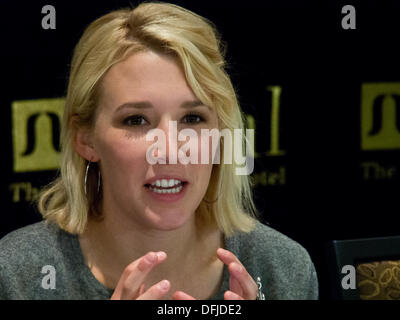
[0,2,318,300]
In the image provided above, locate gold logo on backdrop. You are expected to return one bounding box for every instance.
[246,85,286,158]
[245,86,286,186]
[361,83,400,150]
[266,86,286,156]
[12,98,64,172]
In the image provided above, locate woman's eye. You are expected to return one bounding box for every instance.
[182,113,204,124]
[123,115,147,126]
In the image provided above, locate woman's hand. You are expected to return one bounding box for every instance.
[172,248,258,300]
[110,251,170,300]
[216,248,258,300]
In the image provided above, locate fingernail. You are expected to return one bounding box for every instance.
[157,251,166,260]
[159,280,169,290]
[146,252,156,263]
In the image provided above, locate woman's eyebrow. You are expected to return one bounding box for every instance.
[181,100,210,110]
[115,101,152,112]
[115,99,211,112]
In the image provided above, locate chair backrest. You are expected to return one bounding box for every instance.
[325,235,400,300]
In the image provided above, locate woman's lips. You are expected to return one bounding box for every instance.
[144,182,188,202]
[144,176,188,186]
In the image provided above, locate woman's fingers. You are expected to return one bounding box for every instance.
[217,248,258,300]
[217,248,244,268]
[224,290,244,300]
[228,262,257,299]
[172,291,196,300]
[138,283,146,296]
[111,248,257,300]
[229,273,244,297]
[110,251,167,300]
[137,280,170,300]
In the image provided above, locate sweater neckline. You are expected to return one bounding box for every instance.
[67,229,233,300]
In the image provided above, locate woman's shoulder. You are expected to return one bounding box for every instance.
[229,220,312,263]
[227,220,318,299]
[0,221,89,299]
[0,220,66,266]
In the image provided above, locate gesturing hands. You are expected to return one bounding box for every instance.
[110,248,258,300]
[173,248,258,300]
[110,251,170,300]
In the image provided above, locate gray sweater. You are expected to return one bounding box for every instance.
[0,220,318,300]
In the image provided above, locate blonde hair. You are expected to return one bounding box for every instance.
[38,1,258,236]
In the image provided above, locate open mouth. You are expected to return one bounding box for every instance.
[144,181,188,194]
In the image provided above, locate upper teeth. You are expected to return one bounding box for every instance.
[151,179,182,188]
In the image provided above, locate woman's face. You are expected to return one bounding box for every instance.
[87,51,219,231]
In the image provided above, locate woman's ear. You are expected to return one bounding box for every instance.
[72,117,100,162]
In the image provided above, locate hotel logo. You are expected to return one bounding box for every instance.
[12,98,64,172]
[361,83,400,150]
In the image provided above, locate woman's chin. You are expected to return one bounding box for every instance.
[145,209,194,231]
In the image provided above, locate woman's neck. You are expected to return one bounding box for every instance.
[78,210,223,291]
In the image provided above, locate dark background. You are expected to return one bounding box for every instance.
[1,0,399,300]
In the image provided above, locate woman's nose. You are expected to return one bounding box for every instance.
[152,119,180,164]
